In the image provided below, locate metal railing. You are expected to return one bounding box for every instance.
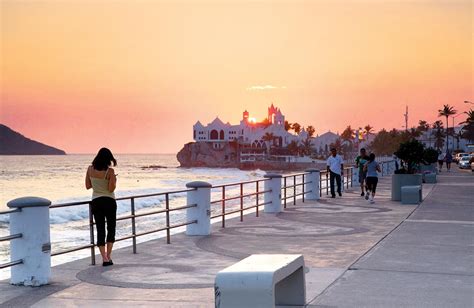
[52,189,198,265]
[1,161,395,271]
[0,208,23,269]
[210,179,271,227]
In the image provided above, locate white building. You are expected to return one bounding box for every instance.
[193,104,301,149]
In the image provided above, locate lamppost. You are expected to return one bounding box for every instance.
[465,100,473,105]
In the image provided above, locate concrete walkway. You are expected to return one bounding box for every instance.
[0,170,472,307]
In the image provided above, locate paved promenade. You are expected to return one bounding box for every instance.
[1,169,473,307]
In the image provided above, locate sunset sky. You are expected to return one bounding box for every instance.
[1,0,472,153]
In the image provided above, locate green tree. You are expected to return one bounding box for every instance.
[438,104,457,152]
[432,120,445,150]
[369,128,409,156]
[306,125,316,138]
[364,125,374,140]
[284,121,292,132]
[302,138,313,156]
[292,123,301,135]
[287,140,299,155]
[262,132,275,154]
[329,138,343,153]
[460,109,474,142]
[416,120,430,134]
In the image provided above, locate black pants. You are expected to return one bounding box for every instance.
[91,197,117,246]
[366,176,379,193]
[329,171,342,197]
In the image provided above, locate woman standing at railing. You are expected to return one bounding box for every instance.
[85,148,117,266]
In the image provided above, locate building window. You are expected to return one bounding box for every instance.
[193,130,196,139]
[210,130,219,140]
[219,130,224,140]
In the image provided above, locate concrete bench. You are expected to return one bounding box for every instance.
[401,185,422,204]
[424,173,437,184]
[215,254,306,308]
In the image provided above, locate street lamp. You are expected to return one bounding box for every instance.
[464,100,473,105]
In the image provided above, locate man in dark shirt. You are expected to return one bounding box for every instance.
[355,148,369,196]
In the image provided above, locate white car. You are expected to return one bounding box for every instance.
[455,153,470,164]
[458,156,472,169]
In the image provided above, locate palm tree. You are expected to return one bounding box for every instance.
[302,138,313,156]
[340,125,354,144]
[287,140,299,156]
[432,120,445,150]
[306,125,316,138]
[284,121,292,132]
[438,104,457,152]
[292,123,301,135]
[363,125,374,138]
[262,132,275,155]
[460,109,474,142]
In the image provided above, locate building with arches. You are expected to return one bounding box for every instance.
[192,104,303,149]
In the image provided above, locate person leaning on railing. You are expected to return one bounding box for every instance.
[85,147,117,266]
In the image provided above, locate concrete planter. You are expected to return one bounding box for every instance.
[391,174,422,201]
[420,163,437,174]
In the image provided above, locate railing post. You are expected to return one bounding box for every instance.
[7,197,51,286]
[264,174,282,213]
[304,169,320,200]
[352,166,359,187]
[185,181,212,236]
[88,203,96,265]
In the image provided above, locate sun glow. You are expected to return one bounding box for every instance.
[248,117,257,124]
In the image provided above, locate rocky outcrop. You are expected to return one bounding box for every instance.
[177,142,239,168]
[0,124,66,155]
[177,142,326,170]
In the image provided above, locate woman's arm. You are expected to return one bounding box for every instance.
[85,166,92,190]
[108,168,117,192]
[363,162,368,172]
[376,163,381,172]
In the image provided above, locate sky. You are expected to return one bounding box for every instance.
[1,0,472,154]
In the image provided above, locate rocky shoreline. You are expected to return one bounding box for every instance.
[176,142,326,171]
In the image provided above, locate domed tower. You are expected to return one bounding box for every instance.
[274,108,285,126]
[242,110,249,123]
[267,103,278,124]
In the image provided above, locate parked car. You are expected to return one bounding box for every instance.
[470,156,474,172]
[454,153,470,164]
[458,156,472,169]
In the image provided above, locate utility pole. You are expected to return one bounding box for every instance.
[403,105,409,131]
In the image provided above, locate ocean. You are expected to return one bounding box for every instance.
[0,154,267,279]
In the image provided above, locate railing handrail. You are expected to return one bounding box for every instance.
[49,188,197,209]
[211,178,270,189]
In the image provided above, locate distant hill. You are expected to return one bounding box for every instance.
[0,124,66,155]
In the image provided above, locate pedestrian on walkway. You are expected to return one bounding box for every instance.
[445,150,453,172]
[327,148,344,198]
[364,153,381,204]
[85,148,118,266]
[355,148,369,197]
[437,150,445,172]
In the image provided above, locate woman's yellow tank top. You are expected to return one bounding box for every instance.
[90,168,115,199]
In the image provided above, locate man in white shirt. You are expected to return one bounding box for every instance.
[327,148,344,198]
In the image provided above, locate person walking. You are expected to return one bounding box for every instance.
[364,153,381,204]
[355,148,369,196]
[85,148,118,266]
[327,148,344,198]
[437,150,445,172]
[445,150,453,172]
